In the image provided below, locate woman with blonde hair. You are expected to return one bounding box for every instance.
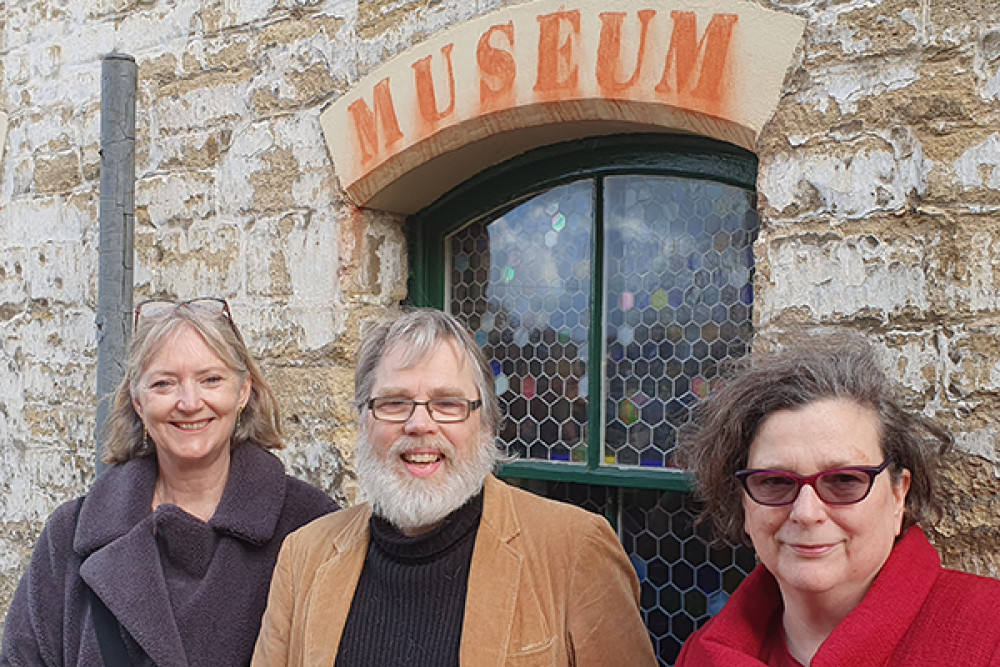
[2,298,337,666]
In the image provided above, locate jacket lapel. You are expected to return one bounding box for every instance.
[72,446,285,667]
[301,505,371,667]
[75,457,189,666]
[80,515,188,667]
[209,445,286,545]
[814,528,939,666]
[460,476,524,665]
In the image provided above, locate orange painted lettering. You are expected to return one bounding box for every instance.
[477,22,516,110]
[534,10,580,95]
[655,12,738,101]
[347,78,403,164]
[412,43,457,127]
[596,10,655,96]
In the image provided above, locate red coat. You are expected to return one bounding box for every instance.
[677,527,1000,666]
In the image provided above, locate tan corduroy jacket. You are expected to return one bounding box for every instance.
[252,475,657,666]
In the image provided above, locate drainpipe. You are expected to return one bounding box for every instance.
[95,53,136,475]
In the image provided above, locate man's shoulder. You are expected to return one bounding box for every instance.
[283,503,370,560]
[487,477,607,537]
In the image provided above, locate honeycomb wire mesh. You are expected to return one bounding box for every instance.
[448,173,759,665]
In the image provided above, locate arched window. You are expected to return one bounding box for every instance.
[409,134,758,665]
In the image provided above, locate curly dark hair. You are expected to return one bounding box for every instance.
[675,330,952,545]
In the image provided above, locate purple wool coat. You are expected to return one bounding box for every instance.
[1,443,337,667]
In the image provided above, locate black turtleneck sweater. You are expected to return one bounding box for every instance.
[334,492,484,667]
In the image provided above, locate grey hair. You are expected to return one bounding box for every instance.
[354,308,501,438]
[675,329,952,545]
[102,304,283,463]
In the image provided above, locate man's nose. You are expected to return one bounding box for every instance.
[403,402,439,435]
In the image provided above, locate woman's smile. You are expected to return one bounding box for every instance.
[133,325,250,470]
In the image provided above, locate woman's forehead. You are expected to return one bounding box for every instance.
[747,399,882,468]
[142,324,231,373]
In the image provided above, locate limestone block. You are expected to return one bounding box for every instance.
[0,112,7,161]
[758,231,929,322]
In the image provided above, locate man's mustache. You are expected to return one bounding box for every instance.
[386,434,458,462]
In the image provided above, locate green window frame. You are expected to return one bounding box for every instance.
[407,134,758,493]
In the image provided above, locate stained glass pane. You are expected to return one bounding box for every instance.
[447,180,594,463]
[621,488,756,666]
[603,176,758,467]
[508,479,756,667]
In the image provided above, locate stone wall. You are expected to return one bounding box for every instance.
[755,0,1000,576]
[1,0,998,625]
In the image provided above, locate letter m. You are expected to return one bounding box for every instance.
[347,78,404,165]
[656,12,738,101]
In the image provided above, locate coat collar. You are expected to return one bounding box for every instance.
[298,476,518,665]
[681,527,941,666]
[74,443,288,555]
[460,475,528,664]
[297,476,550,664]
[301,504,372,666]
[75,443,290,667]
[478,474,521,543]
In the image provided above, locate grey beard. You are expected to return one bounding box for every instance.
[355,430,499,534]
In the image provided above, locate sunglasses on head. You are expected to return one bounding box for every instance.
[134,297,232,331]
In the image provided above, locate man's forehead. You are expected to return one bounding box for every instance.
[376,339,473,381]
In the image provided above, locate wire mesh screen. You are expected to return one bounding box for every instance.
[448,181,594,463]
[602,175,757,467]
[510,479,756,666]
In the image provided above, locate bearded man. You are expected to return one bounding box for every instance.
[252,308,656,666]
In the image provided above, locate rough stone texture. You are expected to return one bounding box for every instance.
[1,0,999,627]
[755,0,1000,581]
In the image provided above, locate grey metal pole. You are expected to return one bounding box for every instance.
[95,53,136,475]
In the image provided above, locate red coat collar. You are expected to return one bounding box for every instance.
[678,527,940,666]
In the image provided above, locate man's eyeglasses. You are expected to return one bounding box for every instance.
[368,397,482,423]
[735,458,894,506]
[134,297,232,331]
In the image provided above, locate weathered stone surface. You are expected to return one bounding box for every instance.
[754,0,1000,578]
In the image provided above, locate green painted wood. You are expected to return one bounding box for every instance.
[497,459,694,492]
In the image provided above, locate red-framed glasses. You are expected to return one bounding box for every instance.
[735,458,894,506]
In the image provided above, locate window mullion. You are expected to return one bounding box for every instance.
[586,176,605,472]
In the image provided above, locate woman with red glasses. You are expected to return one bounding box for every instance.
[675,331,1000,666]
[1,298,337,666]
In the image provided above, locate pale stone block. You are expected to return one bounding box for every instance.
[760,233,929,321]
[0,112,7,162]
[953,133,1000,191]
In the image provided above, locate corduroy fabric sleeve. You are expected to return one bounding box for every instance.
[251,535,296,667]
[251,505,371,667]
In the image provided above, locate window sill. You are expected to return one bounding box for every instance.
[497,459,694,491]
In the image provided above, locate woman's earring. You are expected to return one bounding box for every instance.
[232,407,243,445]
[142,424,152,452]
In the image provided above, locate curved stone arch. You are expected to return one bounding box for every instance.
[321,0,805,215]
